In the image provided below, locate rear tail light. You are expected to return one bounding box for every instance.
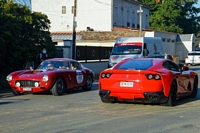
[185,55,188,58]
[101,73,112,78]
[145,74,161,80]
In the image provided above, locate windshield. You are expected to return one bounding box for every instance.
[37,61,70,70]
[111,43,142,55]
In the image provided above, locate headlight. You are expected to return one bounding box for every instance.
[42,75,49,82]
[15,82,20,87]
[6,75,13,81]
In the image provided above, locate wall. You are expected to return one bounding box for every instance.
[31,0,150,32]
[82,61,108,75]
[113,0,149,29]
[31,0,112,32]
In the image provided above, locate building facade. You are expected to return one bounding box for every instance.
[31,0,150,32]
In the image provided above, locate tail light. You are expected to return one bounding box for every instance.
[145,74,161,80]
[101,73,112,78]
[185,55,188,58]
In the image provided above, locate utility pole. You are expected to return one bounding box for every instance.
[137,5,143,37]
[72,0,77,59]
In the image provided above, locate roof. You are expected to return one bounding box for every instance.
[176,34,193,42]
[51,32,82,41]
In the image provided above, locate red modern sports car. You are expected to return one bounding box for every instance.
[7,58,95,96]
[99,58,198,106]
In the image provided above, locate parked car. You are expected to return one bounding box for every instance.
[185,51,200,66]
[99,58,198,106]
[7,58,95,96]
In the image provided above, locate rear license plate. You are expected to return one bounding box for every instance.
[120,82,134,87]
[23,87,32,91]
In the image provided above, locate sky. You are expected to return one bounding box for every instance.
[195,2,200,8]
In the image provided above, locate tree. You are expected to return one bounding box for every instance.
[0,0,56,77]
[138,0,200,35]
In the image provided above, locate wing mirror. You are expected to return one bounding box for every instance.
[182,66,189,71]
[178,64,189,71]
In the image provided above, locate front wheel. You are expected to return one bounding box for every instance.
[12,89,24,96]
[82,75,93,91]
[51,77,65,96]
[161,81,177,106]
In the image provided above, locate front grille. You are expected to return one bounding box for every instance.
[15,80,40,87]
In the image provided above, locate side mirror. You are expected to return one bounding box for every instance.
[182,66,189,71]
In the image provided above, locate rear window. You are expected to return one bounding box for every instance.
[188,53,200,55]
[117,60,153,70]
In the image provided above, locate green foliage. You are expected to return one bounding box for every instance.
[0,0,57,78]
[138,0,200,35]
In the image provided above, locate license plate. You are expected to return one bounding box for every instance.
[120,82,134,87]
[23,87,32,91]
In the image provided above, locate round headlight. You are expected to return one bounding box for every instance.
[6,75,13,81]
[34,82,39,87]
[42,75,49,82]
[15,82,20,87]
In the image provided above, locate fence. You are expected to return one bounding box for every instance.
[76,46,113,62]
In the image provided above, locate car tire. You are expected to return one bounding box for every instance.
[12,89,24,96]
[161,81,177,106]
[82,75,93,91]
[51,77,65,96]
[190,77,198,98]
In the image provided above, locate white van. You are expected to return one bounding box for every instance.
[108,37,165,68]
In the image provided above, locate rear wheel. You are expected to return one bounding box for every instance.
[82,75,93,91]
[51,77,65,96]
[190,77,198,98]
[161,81,177,106]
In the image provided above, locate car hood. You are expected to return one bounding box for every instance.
[15,69,50,79]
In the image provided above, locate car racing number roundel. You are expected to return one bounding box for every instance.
[76,70,84,84]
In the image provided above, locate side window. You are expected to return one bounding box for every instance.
[163,62,170,70]
[74,62,82,70]
[70,62,76,70]
[164,61,181,72]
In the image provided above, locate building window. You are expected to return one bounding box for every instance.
[127,22,130,27]
[162,38,166,42]
[62,6,66,14]
[167,38,171,42]
[132,23,135,28]
[137,24,140,28]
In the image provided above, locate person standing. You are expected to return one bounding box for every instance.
[36,48,48,68]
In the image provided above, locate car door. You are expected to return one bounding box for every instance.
[61,61,75,89]
[164,61,190,96]
[69,61,85,88]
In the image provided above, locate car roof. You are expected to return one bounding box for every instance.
[45,58,77,62]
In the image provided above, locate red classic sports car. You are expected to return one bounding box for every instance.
[99,58,198,106]
[7,58,95,96]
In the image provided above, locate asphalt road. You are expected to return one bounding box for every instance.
[1,66,200,133]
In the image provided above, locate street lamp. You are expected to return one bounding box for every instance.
[137,5,143,37]
[72,0,77,59]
